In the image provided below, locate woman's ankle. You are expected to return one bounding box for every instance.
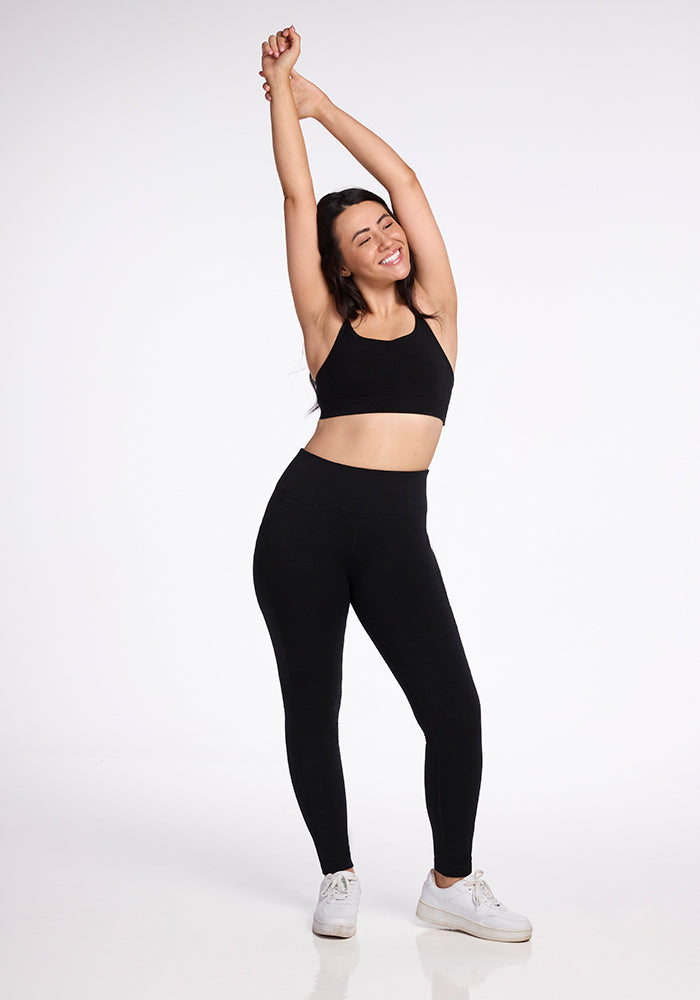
[433,869,466,889]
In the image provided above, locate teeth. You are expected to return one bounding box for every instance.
[380,249,401,265]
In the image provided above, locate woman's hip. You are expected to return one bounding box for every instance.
[270,447,429,518]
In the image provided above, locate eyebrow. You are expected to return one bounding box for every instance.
[351,213,392,242]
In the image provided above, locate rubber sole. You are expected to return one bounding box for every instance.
[312,918,357,938]
[415,898,532,943]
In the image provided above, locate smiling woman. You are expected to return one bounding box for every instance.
[304,185,458,466]
[314,187,435,338]
[252,24,533,945]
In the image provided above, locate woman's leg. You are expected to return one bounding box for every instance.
[348,512,482,878]
[253,487,355,874]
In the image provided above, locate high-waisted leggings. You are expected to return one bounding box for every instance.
[252,448,482,877]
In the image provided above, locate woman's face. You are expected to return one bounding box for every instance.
[333,201,411,285]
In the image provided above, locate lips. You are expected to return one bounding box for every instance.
[379,248,402,266]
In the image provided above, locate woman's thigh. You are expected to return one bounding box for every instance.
[253,488,354,716]
[347,514,479,728]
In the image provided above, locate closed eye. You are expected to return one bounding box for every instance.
[359,222,393,246]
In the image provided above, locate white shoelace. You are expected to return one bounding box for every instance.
[463,870,502,908]
[322,872,356,901]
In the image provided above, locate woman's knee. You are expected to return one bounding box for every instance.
[419,684,481,740]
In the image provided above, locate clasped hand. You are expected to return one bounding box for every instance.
[259,25,327,120]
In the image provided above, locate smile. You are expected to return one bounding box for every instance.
[379,249,402,266]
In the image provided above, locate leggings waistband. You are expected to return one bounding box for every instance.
[274,448,429,516]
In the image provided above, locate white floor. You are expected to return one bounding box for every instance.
[2,754,698,999]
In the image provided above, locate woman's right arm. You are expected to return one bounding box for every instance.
[260,27,334,332]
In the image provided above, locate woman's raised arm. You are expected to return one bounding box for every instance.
[315,98,457,316]
[260,27,334,331]
[263,48,457,318]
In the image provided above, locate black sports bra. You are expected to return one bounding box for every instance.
[309,311,455,425]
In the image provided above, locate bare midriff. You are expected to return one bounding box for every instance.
[302,412,443,472]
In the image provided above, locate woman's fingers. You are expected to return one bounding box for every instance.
[259,71,272,100]
[265,27,293,58]
[286,26,300,53]
[260,26,298,76]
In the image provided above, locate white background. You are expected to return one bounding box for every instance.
[2,0,698,996]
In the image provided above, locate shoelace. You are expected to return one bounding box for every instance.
[321,872,356,901]
[463,870,502,908]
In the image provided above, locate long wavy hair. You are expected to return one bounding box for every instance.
[306,188,436,415]
[316,187,434,322]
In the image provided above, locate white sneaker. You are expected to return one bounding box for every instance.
[416,868,532,943]
[312,871,361,938]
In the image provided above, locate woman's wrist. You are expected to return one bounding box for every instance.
[264,71,291,91]
[314,93,336,125]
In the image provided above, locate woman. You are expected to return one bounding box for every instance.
[252,25,532,944]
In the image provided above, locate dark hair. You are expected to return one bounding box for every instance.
[306,188,436,416]
[316,187,434,323]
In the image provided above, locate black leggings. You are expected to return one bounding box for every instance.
[252,448,482,877]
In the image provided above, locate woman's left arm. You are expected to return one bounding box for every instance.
[315,93,457,315]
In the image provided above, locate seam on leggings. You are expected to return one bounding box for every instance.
[435,740,446,870]
[275,485,425,519]
[350,518,360,557]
